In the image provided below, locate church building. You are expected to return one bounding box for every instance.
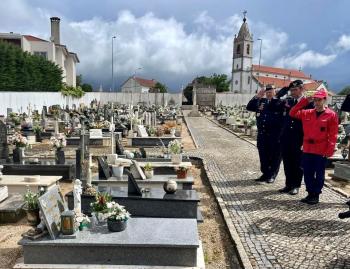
[231,14,326,94]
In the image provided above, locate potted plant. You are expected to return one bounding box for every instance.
[111,163,124,179]
[156,126,164,137]
[90,192,112,224]
[23,189,40,226]
[148,126,156,137]
[50,135,67,164]
[144,163,154,179]
[33,125,43,142]
[168,140,182,164]
[176,166,188,179]
[105,201,130,232]
[9,132,28,163]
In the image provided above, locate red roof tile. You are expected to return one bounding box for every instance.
[252,64,311,79]
[134,77,157,88]
[253,76,323,92]
[23,35,48,42]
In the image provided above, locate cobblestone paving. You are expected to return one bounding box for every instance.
[185,115,350,269]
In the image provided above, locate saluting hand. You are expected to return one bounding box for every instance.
[256,89,265,99]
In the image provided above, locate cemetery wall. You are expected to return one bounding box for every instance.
[215,93,255,106]
[0,92,182,115]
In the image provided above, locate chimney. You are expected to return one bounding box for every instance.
[50,17,60,44]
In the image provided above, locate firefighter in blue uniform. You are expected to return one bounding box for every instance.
[276,80,313,195]
[246,84,283,183]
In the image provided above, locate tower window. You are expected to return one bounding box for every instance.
[235,80,238,85]
[246,44,250,55]
[236,64,239,69]
[236,44,241,54]
[248,76,251,84]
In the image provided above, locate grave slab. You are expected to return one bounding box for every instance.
[66,187,199,219]
[0,194,25,223]
[128,137,181,147]
[92,174,194,190]
[0,175,61,195]
[19,218,199,267]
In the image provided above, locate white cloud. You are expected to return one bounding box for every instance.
[0,1,340,90]
[275,50,336,69]
[335,34,350,51]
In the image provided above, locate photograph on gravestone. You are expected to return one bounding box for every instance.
[124,168,142,196]
[131,160,146,180]
[97,156,112,179]
[38,185,67,240]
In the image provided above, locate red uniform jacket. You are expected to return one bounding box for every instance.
[289,98,338,157]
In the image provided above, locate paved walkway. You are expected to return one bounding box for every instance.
[185,115,350,269]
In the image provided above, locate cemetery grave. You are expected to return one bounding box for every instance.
[0,102,239,269]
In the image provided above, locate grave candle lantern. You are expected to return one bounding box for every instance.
[61,210,75,235]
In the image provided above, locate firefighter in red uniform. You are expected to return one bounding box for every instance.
[290,88,338,205]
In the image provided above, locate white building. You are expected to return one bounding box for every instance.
[231,15,323,94]
[121,76,157,93]
[0,17,79,87]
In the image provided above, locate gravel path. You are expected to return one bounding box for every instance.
[185,114,350,269]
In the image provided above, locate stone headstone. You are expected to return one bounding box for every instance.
[130,160,146,180]
[0,121,9,160]
[38,185,67,240]
[97,156,112,179]
[137,125,148,138]
[115,139,125,155]
[124,168,142,196]
[89,129,103,139]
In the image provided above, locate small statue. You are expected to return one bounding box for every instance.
[73,179,83,214]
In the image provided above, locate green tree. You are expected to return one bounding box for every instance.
[210,73,230,92]
[82,83,93,92]
[153,82,168,93]
[339,86,350,95]
[0,41,63,91]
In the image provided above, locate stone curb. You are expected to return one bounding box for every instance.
[183,116,199,149]
[184,116,254,269]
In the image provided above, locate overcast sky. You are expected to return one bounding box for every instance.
[1,0,350,92]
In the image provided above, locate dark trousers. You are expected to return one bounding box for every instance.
[257,133,282,179]
[281,145,303,188]
[301,153,327,194]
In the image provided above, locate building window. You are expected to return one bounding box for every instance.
[246,44,250,55]
[34,51,47,59]
[236,64,239,69]
[235,80,238,85]
[248,76,251,84]
[236,44,241,54]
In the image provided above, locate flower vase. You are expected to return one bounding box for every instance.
[145,170,154,179]
[107,219,127,232]
[13,147,25,163]
[171,154,182,164]
[55,148,65,164]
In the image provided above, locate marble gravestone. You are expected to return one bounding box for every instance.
[0,121,9,161]
[38,185,67,240]
[89,129,103,139]
[137,125,149,138]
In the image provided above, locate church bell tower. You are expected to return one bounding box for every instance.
[231,11,253,93]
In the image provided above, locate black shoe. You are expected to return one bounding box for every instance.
[289,188,299,195]
[255,175,267,182]
[266,178,275,184]
[306,194,319,205]
[300,194,311,203]
[279,186,291,193]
